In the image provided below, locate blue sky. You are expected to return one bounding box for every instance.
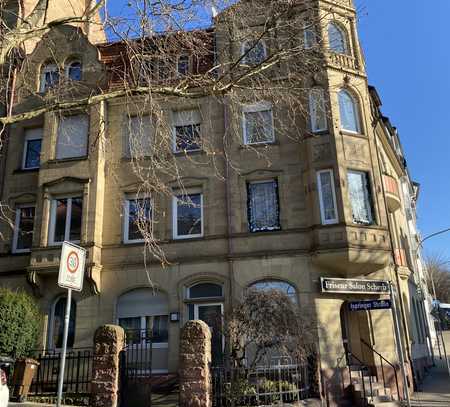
[106,1,450,257]
[355,1,450,257]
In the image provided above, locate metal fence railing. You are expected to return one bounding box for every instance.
[28,348,93,396]
[212,361,312,407]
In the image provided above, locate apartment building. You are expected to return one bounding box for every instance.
[0,0,434,404]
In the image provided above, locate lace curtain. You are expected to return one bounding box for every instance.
[347,171,373,224]
[248,180,280,232]
[319,171,337,222]
[310,88,327,132]
[338,90,359,133]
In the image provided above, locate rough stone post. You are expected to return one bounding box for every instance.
[179,320,212,407]
[91,324,126,407]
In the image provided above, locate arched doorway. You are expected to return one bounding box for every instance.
[117,288,169,372]
[340,301,375,369]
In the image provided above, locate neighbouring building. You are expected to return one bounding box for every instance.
[0,0,435,405]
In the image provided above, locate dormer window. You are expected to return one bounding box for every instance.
[328,22,348,54]
[242,40,267,65]
[40,63,59,93]
[66,60,82,81]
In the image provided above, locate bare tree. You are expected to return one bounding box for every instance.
[426,254,450,303]
[0,0,340,272]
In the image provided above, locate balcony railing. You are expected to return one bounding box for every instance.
[327,52,358,70]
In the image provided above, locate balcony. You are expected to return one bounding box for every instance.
[383,174,401,212]
[27,244,102,294]
[327,52,358,71]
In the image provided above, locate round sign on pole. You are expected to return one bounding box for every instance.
[58,242,86,292]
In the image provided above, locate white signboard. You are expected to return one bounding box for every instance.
[58,241,86,292]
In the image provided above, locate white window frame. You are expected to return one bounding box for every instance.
[22,129,42,170]
[12,204,35,254]
[338,90,361,134]
[172,192,204,240]
[242,102,275,145]
[48,196,82,246]
[172,110,202,153]
[65,60,82,81]
[316,169,339,225]
[309,88,328,133]
[117,316,169,350]
[39,63,59,93]
[123,196,152,244]
[241,40,267,65]
[56,114,89,160]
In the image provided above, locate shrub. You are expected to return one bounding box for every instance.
[0,288,42,357]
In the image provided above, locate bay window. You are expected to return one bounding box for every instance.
[56,114,89,159]
[347,170,374,225]
[49,197,83,245]
[12,206,35,253]
[317,169,338,224]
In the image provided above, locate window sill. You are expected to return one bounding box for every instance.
[13,168,39,174]
[173,149,204,157]
[240,141,279,149]
[48,156,88,164]
[339,130,365,137]
[171,235,204,242]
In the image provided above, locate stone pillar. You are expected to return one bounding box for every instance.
[91,325,125,407]
[179,320,212,407]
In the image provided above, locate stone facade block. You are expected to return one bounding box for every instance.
[91,325,125,407]
[179,320,212,407]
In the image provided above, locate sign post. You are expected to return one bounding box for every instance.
[56,242,86,407]
[389,282,411,407]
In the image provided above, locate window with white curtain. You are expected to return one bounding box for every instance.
[317,169,338,225]
[247,180,280,232]
[241,40,267,65]
[347,170,374,225]
[328,22,348,54]
[309,88,328,132]
[125,115,152,158]
[172,109,201,152]
[243,102,274,145]
[338,90,360,133]
[56,114,89,159]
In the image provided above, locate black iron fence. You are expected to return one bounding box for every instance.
[212,361,312,406]
[29,348,93,396]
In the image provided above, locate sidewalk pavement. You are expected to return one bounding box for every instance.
[410,358,450,406]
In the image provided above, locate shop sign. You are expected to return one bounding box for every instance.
[320,277,390,295]
[348,299,391,311]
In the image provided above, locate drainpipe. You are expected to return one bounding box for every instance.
[372,117,417,392]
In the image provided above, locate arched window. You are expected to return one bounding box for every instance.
[328,22,348,54]
[249,279,297,300]
[66,60,82,81]
[39,63,59,92]
[338,89,360,133]
[309,88,327,132]
[242,40,267,65]
[49,297,76,349]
